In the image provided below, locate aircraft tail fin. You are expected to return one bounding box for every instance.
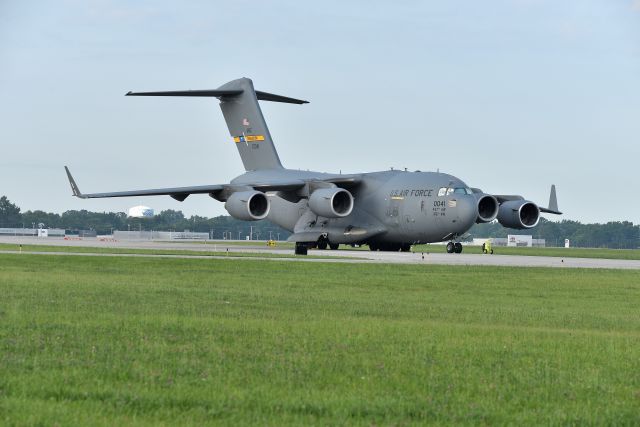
[126,78,308,171]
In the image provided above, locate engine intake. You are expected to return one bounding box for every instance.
[308,188,354,218]
[497,200,540,229]
[475,194,499,223]
[224,191,270,221]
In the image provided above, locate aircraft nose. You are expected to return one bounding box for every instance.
[457,195,477,228]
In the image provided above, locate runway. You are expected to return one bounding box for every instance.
[1,236,639,269]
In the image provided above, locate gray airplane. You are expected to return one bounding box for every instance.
[65,77,561,255]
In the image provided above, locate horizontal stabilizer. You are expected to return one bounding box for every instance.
[255,91,308,104]
[125,89,308,104]
[126,89,243,97]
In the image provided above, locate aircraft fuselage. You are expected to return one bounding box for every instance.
[234,168,477,246]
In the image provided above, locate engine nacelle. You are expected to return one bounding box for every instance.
[474,194,499,223]
[224,191,270,221]
[308,188,354,218]
[497,200,540,229]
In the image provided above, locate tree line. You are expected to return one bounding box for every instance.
[468,218,638,249]
[1,195,638,248]
[0,196,289,241]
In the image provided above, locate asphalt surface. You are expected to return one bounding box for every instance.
[1,236,639,269]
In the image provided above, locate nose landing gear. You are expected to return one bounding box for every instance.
[446,241,463,254]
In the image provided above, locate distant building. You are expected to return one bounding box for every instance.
[471,236,546,247]
[114,230,209,240]
[0,228,65,237]
[128,205,154,218]
[507,234,533,247]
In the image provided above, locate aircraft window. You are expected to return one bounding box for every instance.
[446,188,454,196]
[453,188,467,195]
[437,187,447,197]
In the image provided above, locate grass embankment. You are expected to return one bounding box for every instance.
[1,254,639,425]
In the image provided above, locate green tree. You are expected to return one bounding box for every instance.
[0,196,22,227]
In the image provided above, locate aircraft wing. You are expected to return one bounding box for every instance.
[65,167,309,202]
[493,195,524,203]
[493,185,562,215]
[66,172,224,203]
[323,176,362,188]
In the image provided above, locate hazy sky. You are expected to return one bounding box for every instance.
[1,0,639,224]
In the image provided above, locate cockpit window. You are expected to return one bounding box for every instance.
[438,187,472,196]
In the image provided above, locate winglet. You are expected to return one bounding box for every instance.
[540,184,562,215]
[64,166,86,198]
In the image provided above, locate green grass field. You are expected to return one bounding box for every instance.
[1,253,639,425]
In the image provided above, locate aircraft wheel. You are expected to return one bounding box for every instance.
[400,243,411,252]
[490,249,494,254]
[446,242,455,253]
[317,240,328,250]
[454,242,463,253]
[295,242,308,255]
[369,243,378,251]
[329,243,339,250]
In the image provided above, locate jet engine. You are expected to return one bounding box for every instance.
[474,194,499,223]
[497,200,540,229]
[224,190,270,221]
[308,188,354,218]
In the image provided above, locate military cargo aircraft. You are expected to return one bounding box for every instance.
[65,77,561,255]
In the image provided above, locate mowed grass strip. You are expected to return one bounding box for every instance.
[0,243,348,260]
[1,254,639,425]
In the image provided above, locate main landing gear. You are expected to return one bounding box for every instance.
[294,238,340,255]
[295,242,308,255]
[446,241,463,254]
[316,236,339,251]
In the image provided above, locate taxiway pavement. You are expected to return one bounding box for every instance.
[1,236,639,269]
